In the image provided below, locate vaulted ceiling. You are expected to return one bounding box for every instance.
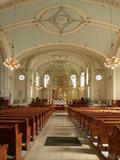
[0,0,120,73]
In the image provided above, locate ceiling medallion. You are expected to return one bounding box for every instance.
[37,5,86,35]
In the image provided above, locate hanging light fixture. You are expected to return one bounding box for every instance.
[104,1,120,70]
[104,55,120,70]
[4,5,20,71]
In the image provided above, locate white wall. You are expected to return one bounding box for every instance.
[14,71,27,103]
[113,53,120,100]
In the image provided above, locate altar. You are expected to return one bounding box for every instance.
[53,100,67,111]
[53,100,67,106]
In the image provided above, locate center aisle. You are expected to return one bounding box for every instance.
[24,112,104,160]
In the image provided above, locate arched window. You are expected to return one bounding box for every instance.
[96,74,102,81]
[80,72,85,87]
[71,75,76,88]
[19,74,25,81]
[87,86,90,98]
[44,74,50,88]
[35,72,39,86]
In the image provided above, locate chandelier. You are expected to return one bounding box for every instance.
[4,6,20,71]
[4,57,20,71]
[104,1,120,70]
[104,55,120,70]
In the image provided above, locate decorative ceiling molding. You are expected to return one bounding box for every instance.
[16,43,105,64]
[112,33,120,56]
[2,15,119,34]
[21,45,106,76]
[26,51,91,74]
[0,0,35,9]
[36,5,86,35]
[42,61,81,77]
[90,0,120,9]
[25,50,106,77]
[0,0,120,10]
[0,30,11,58]
[88,19,119,33]
[3,19,34,33]
[53,55,68,64]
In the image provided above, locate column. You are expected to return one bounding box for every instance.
[47,88,50,104]
[67,86,73,104]
[8,70,14,104]
[50,89,53,105]
[78,86,81,100]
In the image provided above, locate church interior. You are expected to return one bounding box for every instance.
[0,0,120,160]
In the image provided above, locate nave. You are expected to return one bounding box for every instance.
[1,0,120,159]
[24,112,104,160]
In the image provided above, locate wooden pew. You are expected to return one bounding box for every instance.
[96,121,120,151]
[73,110,120,148]
[0,107,52,134]
[68,107,120,159]
[0,107,52,141]
[13,107,52,128]
[83,113,120,130]
[0,107,52,160]
[108,125,120,160]
[0,144,8,160]
[86,117,120,140]
[0,119,30,150]
[0,115,36,141]
[0,124,22,160]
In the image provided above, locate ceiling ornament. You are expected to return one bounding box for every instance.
[37,5,86,35]
[42,55,76,77]
[53,55,68,64]
[52,55,68,76]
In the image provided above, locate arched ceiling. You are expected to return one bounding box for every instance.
[0,0,120,72]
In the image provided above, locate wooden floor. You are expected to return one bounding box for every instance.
[24,111,106,160]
